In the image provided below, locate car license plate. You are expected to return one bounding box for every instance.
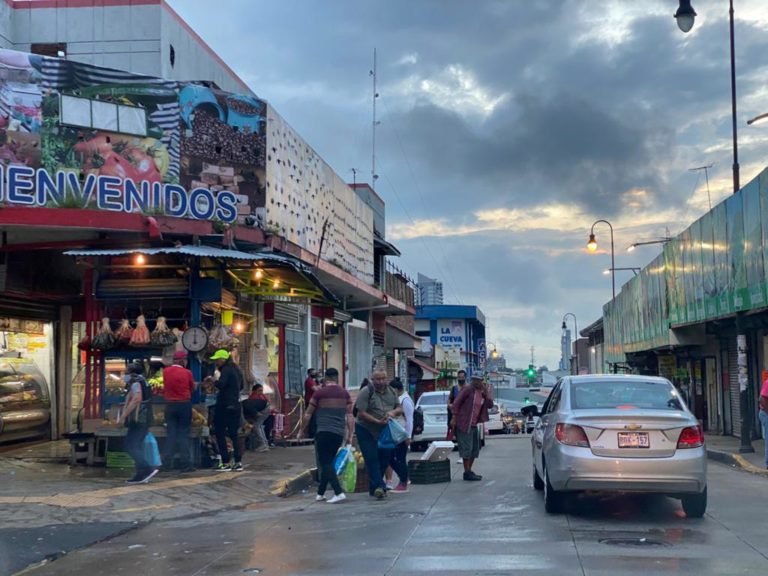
[618,432,649,448]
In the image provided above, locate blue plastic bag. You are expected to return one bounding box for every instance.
[143,432,162,468]
[388,419,409,445]
[377,422,396,450]
[334,444,352,476]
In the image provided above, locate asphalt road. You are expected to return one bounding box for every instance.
[16,436,768,576]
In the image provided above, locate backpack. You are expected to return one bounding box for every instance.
[412,406,424,437]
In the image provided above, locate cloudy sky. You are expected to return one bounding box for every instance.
[170,0,768,368]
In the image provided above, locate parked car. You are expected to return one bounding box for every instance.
[0,358,51,444]
[412,390,485,451]
[486,402,505,434]
[522,374,707,517]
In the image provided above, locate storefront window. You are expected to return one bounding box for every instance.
[265,326,280,402]
[286,311,307,396]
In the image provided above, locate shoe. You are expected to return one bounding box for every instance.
[138,469,159,484]
[391,483,408,493]
[231,462,244,472]
[457,458,463,464]
[315,494,326,502]
[327,493,347,504]
[256,447,269,453]
[125,474,143,484]
[373,487,386,500]
[463,471,482,482]
[215,463,232,472]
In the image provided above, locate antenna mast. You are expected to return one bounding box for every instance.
[370,48,379,190]
[690,164,714,211]
[530,346,535,366]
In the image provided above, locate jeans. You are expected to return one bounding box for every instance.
[759,410,768,467]
[315,431,344,496]
[250,411,270,450]
[264,414,275,444]
[355,423,392,494]
[164,401,192,468]
[390,441,409,485]
[125,423,149,477]
[215,407,242,464]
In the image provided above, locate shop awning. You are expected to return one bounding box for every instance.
[64,245,339,305]
[374,233,401,257]
[408,357,440,374]
[385,320,421,350]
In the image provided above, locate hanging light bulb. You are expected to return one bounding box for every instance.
[272,279,280,289]
[289,288,296,296]
[135,253,146,266]
[234,321,244,333]
[254,268,264,280]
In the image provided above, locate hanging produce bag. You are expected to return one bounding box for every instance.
[114,319,134,346]
[143,432,162,468]
[334,444,353,476]
[150,316,177,346]
[92,318,116,350]
[130,315,151,347]
[387,419,409,445]
[339,454,357,494]
[208,324,235,352]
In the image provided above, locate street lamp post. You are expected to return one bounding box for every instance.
[627,238,672,252]
[604,267,641,277]
[562,313,578,374]
[587,219,615,300]
[676,0,752,452]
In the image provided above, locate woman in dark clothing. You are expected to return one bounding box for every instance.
[116,362,156,484]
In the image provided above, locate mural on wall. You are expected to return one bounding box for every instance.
[0,50,42,171]
[178,84,266,222]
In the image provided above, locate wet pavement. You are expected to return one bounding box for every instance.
[12,435,768,575]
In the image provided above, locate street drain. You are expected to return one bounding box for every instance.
[599,537,671,548]
[385,511,426,519]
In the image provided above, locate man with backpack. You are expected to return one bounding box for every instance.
[116,361,157,484]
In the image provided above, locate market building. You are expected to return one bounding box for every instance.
[0,46,414,455]
[589,166,768,442]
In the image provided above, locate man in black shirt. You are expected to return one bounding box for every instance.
[209,349,244,471]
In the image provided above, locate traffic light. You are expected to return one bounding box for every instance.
[526,364,536,380]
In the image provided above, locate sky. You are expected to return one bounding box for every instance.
[169,0,768,369]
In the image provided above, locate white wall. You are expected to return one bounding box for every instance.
[0,1,12,49]
[12,4,162,75]
[160,5,252,95]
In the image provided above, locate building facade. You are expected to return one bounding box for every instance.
[416,273,443,306]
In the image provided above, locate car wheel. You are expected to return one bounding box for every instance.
[543,463,563,514]
[532,464,544,491]
[681,486,707,518]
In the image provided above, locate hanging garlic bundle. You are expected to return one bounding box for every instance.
[114,318,134,346]
[151,316,177,346]
[130,315,151,346]
[92,318,115,350]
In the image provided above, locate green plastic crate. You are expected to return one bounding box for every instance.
[408,459,451,484]
[106,451,134,469]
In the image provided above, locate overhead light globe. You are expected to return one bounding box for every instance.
[627,244,636,253]
[587,233,598,252]
[675,1,697,33]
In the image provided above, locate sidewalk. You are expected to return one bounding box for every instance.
[705,434,768,476]
[0,441,317,530]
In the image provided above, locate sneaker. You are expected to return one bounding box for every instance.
[125,474,143,484]
[457,458,463,464]
[138,469,159,484]
[231,462,244,472]
[391,483,408,493]
[327,493,347,504]
[216,463,232,472]
[315,494,326,502]
[463,471,482,482]
[373,487,386,500]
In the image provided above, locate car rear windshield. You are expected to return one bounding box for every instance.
[570,380,684,411]
[418,393,448,406]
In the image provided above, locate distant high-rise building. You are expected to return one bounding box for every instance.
[416,273,444,306]
[559,328,572,372]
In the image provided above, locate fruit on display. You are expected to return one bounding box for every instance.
[191,408,208,427]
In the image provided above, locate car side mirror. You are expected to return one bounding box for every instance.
[520,404,539,417]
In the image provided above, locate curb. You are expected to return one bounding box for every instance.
[707,449,768,476]
[270,468,317,498]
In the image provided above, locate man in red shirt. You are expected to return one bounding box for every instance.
[450,374,493,481]
[304,368,319,407]
[759,376,768,470]
[163,351,196,471]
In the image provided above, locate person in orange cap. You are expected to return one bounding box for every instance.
[163,350,196,471]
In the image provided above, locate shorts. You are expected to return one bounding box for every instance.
[456,427,480,459]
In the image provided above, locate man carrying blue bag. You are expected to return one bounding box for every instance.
[354,370,403,500]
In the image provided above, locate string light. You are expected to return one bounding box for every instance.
[134,254,146,266]
[234,321,244,333]
[272,279,280,289]
[254,268,264,280]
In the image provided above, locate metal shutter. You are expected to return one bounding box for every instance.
[347,324,372,389]
[728,338,741,436]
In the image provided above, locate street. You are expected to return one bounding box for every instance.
[17,436,768,576]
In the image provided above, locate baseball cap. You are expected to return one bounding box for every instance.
[210,349,230,361]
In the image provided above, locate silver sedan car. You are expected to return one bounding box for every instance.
[522,374,707,517]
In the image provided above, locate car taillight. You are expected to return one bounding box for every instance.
[677,425,704,449]
[555,423,590,447]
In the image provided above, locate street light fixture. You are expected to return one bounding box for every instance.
[604,267,641,276]
[562,313,578,374]
[676,0,751,453]
[746,112,768,127]
[627,238,672,252]
[674,0,696,33]
[586,220,615,299]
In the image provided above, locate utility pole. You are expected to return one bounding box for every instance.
[690,164,714,211]
[530,346,535,367]
[369,48,380,191]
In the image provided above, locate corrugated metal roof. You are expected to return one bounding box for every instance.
[64,246,303,267]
